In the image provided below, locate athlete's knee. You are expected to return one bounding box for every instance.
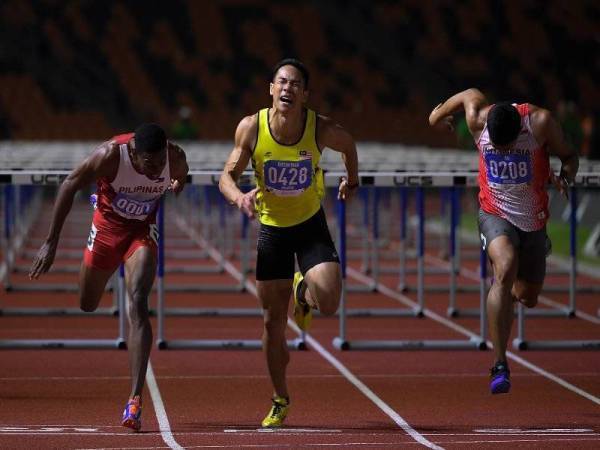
[318,297,340,316]
[79,291,102,312]
[80,300,98,313]
[492,259,517,286]
[263,307,287,331]
[519,296,538,308]
[512,283,541,308]
[128,293,150,323]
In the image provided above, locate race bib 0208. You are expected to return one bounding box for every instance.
[485,153,532,185]
[264,159,312,196]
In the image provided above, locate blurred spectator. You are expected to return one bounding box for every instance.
[171,106,199,140]
[556,100,583,154]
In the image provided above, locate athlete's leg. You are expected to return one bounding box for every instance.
[124,246,156,398]
[511,228,548,308]
[302,262,341,316]
[79,264,115,312]
[486,235,518,364]
[512,281,543,308]
[295,209,342,316]
[258,279,294,399]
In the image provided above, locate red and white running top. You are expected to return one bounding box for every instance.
[95,133,170,223]
[476,104,550,232]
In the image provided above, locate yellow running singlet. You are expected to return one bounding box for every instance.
[252,108,324,227]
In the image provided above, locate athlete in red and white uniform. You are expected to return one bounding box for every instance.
[430,89,578,394]
[30,124,188,431]
[477,103,550,232]
[84,132,171,271]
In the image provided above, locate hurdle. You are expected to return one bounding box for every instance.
[451,176,600,320]
[332,172,488,350]
[513,186,600,351]
[0,264,127,349]
[154,195,305,350]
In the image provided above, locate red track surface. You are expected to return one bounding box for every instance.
[1,206,599,449]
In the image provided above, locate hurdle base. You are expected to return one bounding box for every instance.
[332,337,350,350]
[0,339,127,349]
[156,338,305,350]
[0,307,118,317]
[332,337,486,351]
[513,338,600,350]
[151,307,262,317]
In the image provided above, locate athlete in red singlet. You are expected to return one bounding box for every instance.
[429,89,578,394]
[29,123,188,430]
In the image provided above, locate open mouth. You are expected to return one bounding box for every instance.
[280,95,293,105]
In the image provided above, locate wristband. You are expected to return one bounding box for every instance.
[346,181,359,189]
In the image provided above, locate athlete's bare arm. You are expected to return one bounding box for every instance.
[167,142,189,195]
[219,114,259,218]
[429,88,489,139]
[529,106,579,197]
[317,115,359,200]
[29,143,119,279]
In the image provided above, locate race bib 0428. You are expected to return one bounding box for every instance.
[485,153,532,185]
[264,159,312,196]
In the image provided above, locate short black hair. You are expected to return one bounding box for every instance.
[487,102,521,146]
[272,58,309,89]
[134,123,167,153]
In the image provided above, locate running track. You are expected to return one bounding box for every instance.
[1,199,599,450]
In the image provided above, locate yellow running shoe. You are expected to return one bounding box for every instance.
[261,396,289,428]
[292,271,312,331]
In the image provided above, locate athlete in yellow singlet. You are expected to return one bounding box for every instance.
[219,58,359,428]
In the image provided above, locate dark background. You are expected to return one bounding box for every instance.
[0,0,598,157]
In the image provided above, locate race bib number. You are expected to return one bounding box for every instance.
[87,223,97,251]
[112,194,156,218]
[485,153,531,185]
[264,159,312,196]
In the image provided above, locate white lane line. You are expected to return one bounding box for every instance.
[146,362,184,450]
[177,220,444,450]
[300,324,443,450]
[347,267,600,406]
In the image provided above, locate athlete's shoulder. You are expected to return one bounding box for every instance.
[315,113,339,133]
[167,141,188,175]
[167,140,186,157]
[527,105,553,131]
[88,140,121,177]
[240,111,259,129]
[235,112,259,150]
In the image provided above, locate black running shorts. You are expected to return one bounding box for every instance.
[478,209,551,284]
[256,208,340,281]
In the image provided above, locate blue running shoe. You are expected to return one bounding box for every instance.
[490,361,511,394]
[122,395,142,431]
[89,194,98,210]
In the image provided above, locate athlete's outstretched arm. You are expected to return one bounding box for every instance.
[429,88,488,135]
[29,144,117,279]
[219,115,258,218]
[318,116,359,200]
[531,108,579,197]
[168,142,189,195]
